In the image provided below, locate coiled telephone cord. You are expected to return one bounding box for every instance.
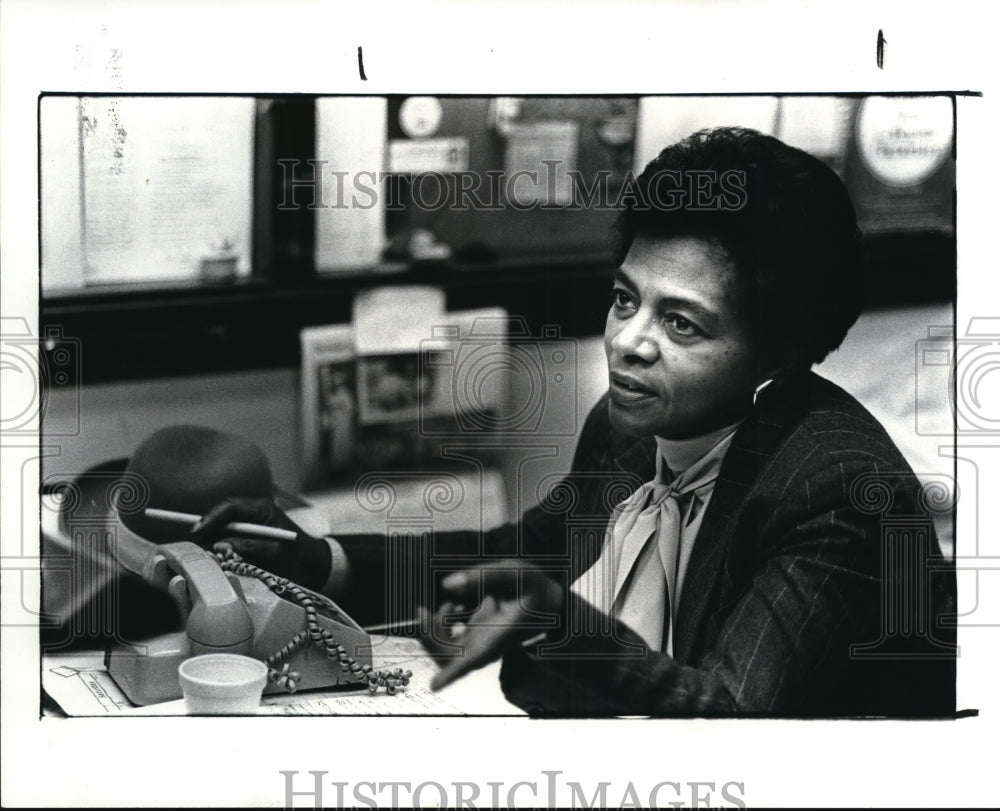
[213,548,411,695]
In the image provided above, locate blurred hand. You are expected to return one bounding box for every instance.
[417,560,564,691]
[189,497,331,591]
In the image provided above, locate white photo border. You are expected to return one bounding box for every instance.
[2,1,996,807]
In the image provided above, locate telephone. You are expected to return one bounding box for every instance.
[106,541,372,706]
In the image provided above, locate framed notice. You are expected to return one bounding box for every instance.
[40,95,255,291]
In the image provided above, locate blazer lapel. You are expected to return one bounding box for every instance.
[672,372,811,663]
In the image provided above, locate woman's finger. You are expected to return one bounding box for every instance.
[440,564,526,603]
[416,605,464,662]
[426,597,518,691]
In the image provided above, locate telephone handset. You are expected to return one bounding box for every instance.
[107,541,372,706]
[159,543,254,653]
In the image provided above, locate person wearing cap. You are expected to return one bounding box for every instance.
[193,127,956,717]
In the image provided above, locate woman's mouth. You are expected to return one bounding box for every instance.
[609,373,657,404]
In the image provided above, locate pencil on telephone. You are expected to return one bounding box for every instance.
[144,507,299,543]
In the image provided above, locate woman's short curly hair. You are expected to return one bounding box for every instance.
[614,126,863,368]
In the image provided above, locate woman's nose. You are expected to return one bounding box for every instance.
[610,314,658,363]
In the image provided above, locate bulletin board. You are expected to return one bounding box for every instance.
[383,96,638,266]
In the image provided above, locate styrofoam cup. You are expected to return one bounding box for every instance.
[178,654,268,715]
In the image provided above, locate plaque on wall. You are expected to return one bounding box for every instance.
[843,95,954,235]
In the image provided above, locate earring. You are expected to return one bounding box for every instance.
[753,379,774,407]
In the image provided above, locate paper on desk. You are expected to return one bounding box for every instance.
[259,636,517,716]
[44,654,136,715]
[43,637,519,717]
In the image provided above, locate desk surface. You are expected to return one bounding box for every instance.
[291,469,509,538]
[42,636,520,717]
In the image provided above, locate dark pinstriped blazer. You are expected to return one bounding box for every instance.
[337,370,956,717]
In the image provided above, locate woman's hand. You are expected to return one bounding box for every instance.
[417,560,564,691]
[189,497,331,591]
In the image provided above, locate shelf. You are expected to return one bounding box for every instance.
[40,233,954,386]
[41,255,617,384]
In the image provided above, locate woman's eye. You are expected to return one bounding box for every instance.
[666,315,699,336]
[611,288,636,310]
